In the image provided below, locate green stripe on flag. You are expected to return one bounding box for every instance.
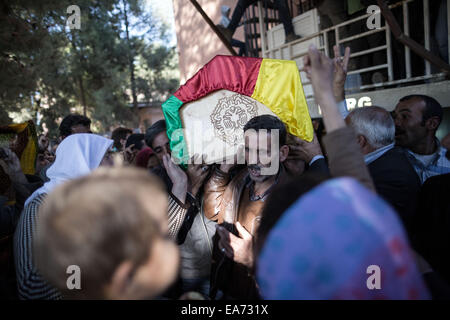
[161,95,189,166]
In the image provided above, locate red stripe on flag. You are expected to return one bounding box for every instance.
[173,55,263,103]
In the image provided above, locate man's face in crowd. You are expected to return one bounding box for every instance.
[152,132,171,162]
[393,97,427,149]
[127,141,146,165]
[244,130,288,183]
[38,134,49,151]
[71,124,92,135]
[344,113,377,155]
[36,151,55,173]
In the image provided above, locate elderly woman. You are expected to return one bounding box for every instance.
[14,133,113,300]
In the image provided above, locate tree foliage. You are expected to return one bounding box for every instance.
[0,0,179,136]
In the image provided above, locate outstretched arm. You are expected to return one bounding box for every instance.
[303,45,376,192]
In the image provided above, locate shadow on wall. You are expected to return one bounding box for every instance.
[173,0,245,83]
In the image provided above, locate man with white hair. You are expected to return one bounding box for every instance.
[346,106,421,234]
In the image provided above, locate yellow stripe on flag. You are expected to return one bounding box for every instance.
[251,58,313,142]
[20,131,37,175]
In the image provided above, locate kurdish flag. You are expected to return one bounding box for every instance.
[162,55,313,164]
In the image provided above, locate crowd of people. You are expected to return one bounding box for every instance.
[1,44,450,300]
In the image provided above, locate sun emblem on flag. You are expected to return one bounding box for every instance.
[210,94,258,146]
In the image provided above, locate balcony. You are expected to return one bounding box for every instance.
[241,0,450,135]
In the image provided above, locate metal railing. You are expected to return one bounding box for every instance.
[259,0,449,98]
[241,0,320,56]
[242,1,279,56]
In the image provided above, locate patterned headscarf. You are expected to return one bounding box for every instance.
[257,177,430,300]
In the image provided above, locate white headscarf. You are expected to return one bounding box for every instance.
[25,133,113,207]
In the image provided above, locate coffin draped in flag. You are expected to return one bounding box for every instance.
[162,55,313,164]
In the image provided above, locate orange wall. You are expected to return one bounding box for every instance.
[173,0,245,83]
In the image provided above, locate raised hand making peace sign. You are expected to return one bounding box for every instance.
[333,45,351,102]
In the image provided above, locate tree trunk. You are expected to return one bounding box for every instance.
[78,76,87,117]
[123,0,138,110]
[69,31,88,116]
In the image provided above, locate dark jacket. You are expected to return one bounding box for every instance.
[412,173,450,286]
[204,167,288,300]
[367,147,421,234]
[308,157,330,176]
